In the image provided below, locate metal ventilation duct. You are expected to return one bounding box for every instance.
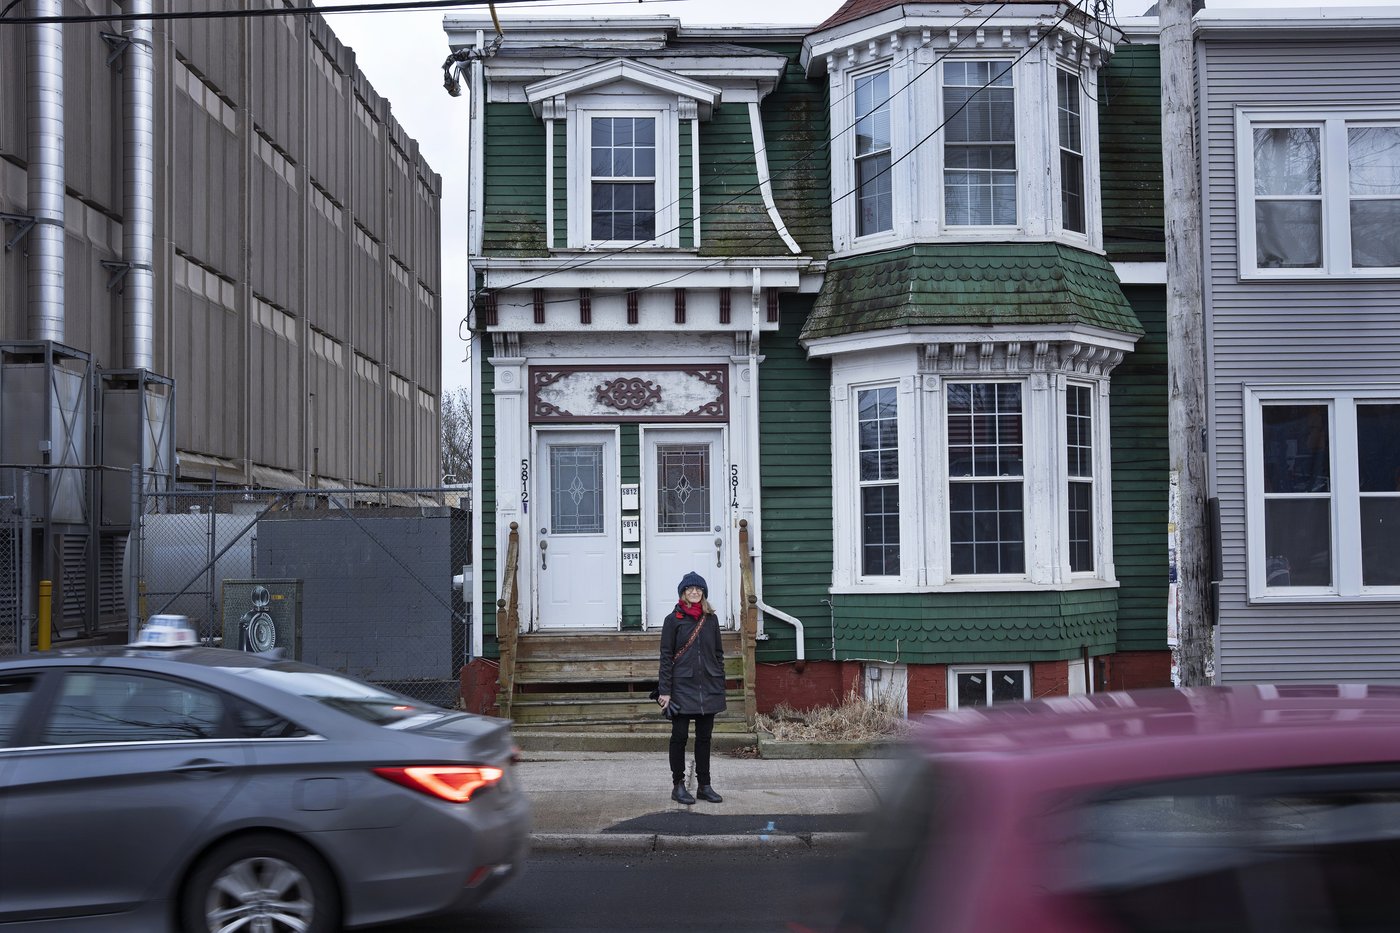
[26,0,65,343]
[123,0,155,370]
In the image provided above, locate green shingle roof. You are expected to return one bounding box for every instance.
[802,243,1145,342]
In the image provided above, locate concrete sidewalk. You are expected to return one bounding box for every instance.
[514,750,902,852]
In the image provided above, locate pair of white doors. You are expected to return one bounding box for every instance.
[533,427,728,630]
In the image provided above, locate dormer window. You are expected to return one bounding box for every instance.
[944,61,1016,227]
[591,116,657,241]
[855,69,893,236]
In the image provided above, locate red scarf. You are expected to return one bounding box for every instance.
[678,600,703,620]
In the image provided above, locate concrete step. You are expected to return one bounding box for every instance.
[512,729,759,753]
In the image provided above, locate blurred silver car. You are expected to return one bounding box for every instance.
[0,632,530,932]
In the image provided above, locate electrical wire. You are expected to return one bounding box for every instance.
[476,0,1091,310]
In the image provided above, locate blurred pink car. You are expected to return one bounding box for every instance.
[840,685,1400,933]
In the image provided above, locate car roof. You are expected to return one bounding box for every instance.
[912,685,1400,781]
[2,645,307,672]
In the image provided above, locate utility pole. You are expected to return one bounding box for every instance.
[1160,0,1212,686]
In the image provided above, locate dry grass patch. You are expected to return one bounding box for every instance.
[757,689,910,743]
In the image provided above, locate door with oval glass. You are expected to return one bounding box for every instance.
[643,427,729,629]
[536,429,620,629]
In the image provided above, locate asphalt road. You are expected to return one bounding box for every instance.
[383,848,851,932]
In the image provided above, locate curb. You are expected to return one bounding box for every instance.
[529,832,862,853]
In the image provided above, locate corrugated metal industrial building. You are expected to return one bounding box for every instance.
[0,0,442,490]
[0,0,442,639]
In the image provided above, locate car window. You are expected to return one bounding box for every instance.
[1057,767,1400,932]
[228,695,310,739]
[0,673,37,744]
[218,667,432,726]
[41,671,229,745]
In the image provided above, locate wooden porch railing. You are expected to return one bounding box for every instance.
[737,519,758,726]
[495,522,521,720]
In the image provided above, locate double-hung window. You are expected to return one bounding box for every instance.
[1242,114,1400,275]
[1067,383,1095,573]
[590,116,657,242]
[854,70,893,237]
[857,386,900,577]
[1058,70,1086,235]
[944,61,1017,227]
[947,382,1024,576]
[1249,389,1400,598]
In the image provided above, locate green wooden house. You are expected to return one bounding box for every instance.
[445,0,1169,735]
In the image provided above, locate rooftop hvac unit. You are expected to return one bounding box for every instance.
[220,579,302,658]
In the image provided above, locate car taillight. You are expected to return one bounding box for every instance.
[373,765,505,802]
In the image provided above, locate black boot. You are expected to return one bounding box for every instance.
[696,785,723,803]
[672,782,696,805]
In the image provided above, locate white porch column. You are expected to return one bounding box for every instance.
[492,349,530,632]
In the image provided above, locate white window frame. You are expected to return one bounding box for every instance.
[1237,109,1400,279]
[944,379,1029,581]
[568,100,678,249]
[852,66,895,241]
[855,383,903,582]
[947,664,1031,709]
[1056,68,1087,237]
[941,58,1020,230]
[1245,385,1400,601]
[1065,380,1099,577]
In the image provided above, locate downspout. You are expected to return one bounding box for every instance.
[27,0,65,342]
[747,102,801,256]
[748,268,805,665]
[123,0,155,370]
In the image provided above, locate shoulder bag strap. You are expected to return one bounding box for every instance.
[672,615,705,663]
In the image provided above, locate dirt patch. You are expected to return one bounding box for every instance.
[756,689,910,743]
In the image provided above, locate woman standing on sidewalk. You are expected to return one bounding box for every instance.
[656,571,726,805]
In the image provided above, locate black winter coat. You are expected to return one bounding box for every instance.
[657,604,727,716]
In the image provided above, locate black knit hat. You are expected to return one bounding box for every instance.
[677,571,708,598]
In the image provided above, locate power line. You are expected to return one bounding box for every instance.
[477,0,1089,306]
[0,0,693,26]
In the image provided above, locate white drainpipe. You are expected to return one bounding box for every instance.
[122,0,155,370]
[748,268,806,664]
[27,0,65,343]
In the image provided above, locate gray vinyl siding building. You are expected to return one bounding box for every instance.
[0,0,442,490]
[1199,14,1400,682]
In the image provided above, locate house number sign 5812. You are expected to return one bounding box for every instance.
[520,459,530,514]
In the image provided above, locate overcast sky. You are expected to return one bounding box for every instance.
[316,0,1396,391]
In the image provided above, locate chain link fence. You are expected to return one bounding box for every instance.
[0,494,21,657]
[132,484,473,707]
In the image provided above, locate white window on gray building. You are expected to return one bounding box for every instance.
[854,69,893,237]
[857,386,900,577]
[1058,70,1086,235]
[590,116,656,242]
[947,382,1024,575]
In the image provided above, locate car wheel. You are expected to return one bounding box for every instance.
[180,834,339,933]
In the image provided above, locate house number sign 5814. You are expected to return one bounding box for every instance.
[730,464,740,509]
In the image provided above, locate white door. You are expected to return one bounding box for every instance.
[536,429,619,629]
[643,428,729,629]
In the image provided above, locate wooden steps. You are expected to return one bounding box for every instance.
[501,630,749,733]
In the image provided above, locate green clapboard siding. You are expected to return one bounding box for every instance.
[1111,285,1169,652]
[1099,44,1165,263]
[480,354,498,658]
[679,120,694,248]
[621,425,642,630]
[756,43,832,256]
[756,295,835,662]
[482,102,548,256]
[831,588,1119,664]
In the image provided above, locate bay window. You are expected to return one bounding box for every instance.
[858,386,901,577]
[1067,383,1095,573]
[947,383,1025,576]
[854,69,894,237]
[1240,112,1400,275]
[1058,70,1086,235]
[1248,388,1400,598]
[944,61,1017,227]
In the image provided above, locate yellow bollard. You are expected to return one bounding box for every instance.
[38,580,52,651]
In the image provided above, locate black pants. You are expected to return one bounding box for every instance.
[669,713,716,786]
